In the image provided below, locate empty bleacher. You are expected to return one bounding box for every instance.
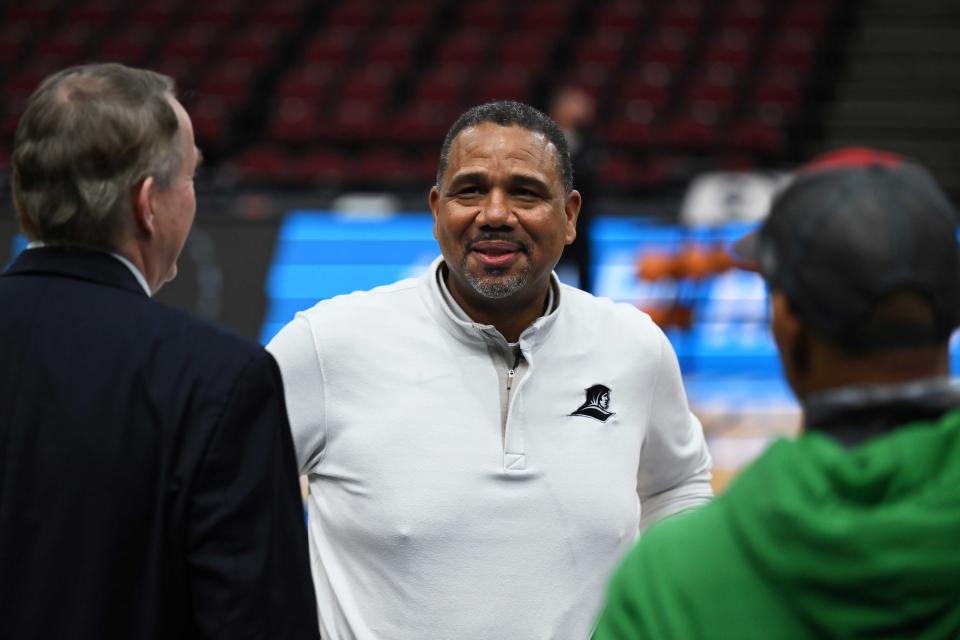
[0,0,855,196]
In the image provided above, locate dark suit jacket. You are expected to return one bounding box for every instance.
[0,247,319,639]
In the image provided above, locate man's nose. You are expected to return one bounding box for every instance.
[477,189,514,228]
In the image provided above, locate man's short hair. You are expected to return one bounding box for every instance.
[12,63,181,249]
[436,100,574,193]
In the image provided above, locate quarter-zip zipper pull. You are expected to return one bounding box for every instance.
[506,350,522,392]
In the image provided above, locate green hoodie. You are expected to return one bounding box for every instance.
[594,408,960,639]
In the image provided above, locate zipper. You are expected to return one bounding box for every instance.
[503,349,523,445]
[506,350,522,392]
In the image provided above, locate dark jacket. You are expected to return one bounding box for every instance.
[0,247,319,639]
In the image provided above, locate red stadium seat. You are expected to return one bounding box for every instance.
[233,146,294,184]
[657,0,704,32]
[474,70,534,104]
[253,0,309,29]
[302,28,358,65]
[188,94,232,149]
[267,96,327,143]
[364,28,417,70]
[386,2,441,28]
[620,59,676,103]
[339,66,393,103]
[276,64,338,100]
[520,2,574,31]
[161,24,219,64]
[435,31,489,66]
[127,0,185,28]
[328,99,384,141]
[781,3,828,31]
[562,63,612,99]
[327,1,380,28]
[459,2,508,30]
[415,64,469,104]
[190,0,245,28]
[639,29,692,69]
[751,74,803,111]
[35,25,93,61]
[574,30,627,66]
[0,91,31,139]
[500,33,553,68]
[684,63,739,107]
[388,101,460,144]
[197,61,256,105]
[298,150,350,185]
[354,149,422,185]
[702,28,755,69]
[718,0,766,32]
[6,1,58,26]
[95,28,156,66]
[0,25,26,65]
[593,0,648,32]
[766,30,818,72]
[729,118,785,155]
[603,99,664,147]
[69,0,121,26]
[223,25,283,66]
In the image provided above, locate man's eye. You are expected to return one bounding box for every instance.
[456,186,481,195]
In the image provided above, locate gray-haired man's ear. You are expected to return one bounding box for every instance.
[131,176,157,238]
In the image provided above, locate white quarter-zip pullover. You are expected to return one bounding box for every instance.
[268,256,713,640]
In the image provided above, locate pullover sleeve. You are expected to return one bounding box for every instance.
[267,312,327,475]
[636,327,713,528]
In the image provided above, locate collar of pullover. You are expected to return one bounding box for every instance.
[420,256,561,354]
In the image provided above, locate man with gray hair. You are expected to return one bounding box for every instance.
[268,100,712,639]
[0,63,318,639]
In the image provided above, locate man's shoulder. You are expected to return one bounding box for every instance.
[150,301,266,363]
[560,284,654,323]
[558,284,662,347]
[295,275,424,323]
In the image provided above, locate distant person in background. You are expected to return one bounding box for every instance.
[0,63,318,640]
[594,148,960,639]
[550,86,602,292]
[268,100,712,639]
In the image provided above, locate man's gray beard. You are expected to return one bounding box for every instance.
[464,264,529,299]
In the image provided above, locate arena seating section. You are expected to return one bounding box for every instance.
[0,0,847,195]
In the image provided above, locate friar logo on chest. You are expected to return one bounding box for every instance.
[570,384,616,422]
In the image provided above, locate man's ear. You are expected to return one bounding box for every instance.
[428,185,441,240]
[770,291,802,358]
[564,189,581,245]
[132,176,156,237]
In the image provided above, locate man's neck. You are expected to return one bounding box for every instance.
[439,266,554,342]
[796,344,950,399]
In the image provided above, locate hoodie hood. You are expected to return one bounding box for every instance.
[726,408,960,636]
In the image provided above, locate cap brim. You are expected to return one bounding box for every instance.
[730,230,761,272]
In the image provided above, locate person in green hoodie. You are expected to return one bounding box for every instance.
[593,147,960,640]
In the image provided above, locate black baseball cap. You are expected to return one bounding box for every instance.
[733,147,960,350]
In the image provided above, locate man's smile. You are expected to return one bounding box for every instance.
[467,239,527,269]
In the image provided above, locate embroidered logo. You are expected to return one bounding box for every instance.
[571,384,615,422]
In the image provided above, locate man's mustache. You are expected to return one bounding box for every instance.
[465,234,528,253]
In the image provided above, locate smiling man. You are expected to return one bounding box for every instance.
[268,100,713,639]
